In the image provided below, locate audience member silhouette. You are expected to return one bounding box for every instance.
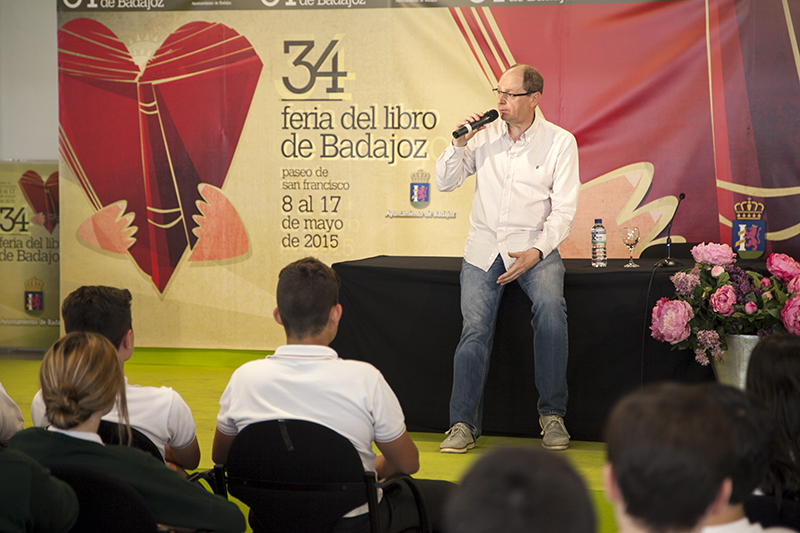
[745,333,800,529]
[604,382,735,533]
[746,333,800,502]
[700,383,795,532]
[444,446,595,533]
[0,447,78,533]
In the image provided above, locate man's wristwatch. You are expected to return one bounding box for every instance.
[535,248,543,261]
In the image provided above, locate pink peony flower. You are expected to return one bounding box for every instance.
[788,275,800,296]
[763,291,773,301]
[691,243,737,265]
[711,265,725,277]
[781,295,800,336]
[651,298,693,344]
[761,277,772,287]
[710,285,736,316]
[744,301,758,314]
[766,253,800,283]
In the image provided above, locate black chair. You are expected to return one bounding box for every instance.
[223,419,384,533]
[98,420,164,462]
[639,242,700,259]
[188,463,227,496]
[48,464,158,533]
[745,494,800,531]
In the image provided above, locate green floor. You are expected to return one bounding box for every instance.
[1,352,617,532]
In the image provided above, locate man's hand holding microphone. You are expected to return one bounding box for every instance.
[451,109,499,147]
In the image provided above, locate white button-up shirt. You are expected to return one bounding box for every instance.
[436,108,580,272]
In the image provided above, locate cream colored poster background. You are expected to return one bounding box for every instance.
[58,10,494,350]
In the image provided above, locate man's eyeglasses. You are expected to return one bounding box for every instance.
[492,88,532,99]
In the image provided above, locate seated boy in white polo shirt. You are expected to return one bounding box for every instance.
[213,257,452,533]
[31,286,200,474]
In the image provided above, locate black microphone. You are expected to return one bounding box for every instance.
[452,110,499,139]
[654,192,686,268]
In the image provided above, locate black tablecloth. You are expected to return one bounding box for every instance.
[330,256,766,441]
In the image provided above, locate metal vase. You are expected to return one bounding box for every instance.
[712,334,761,389]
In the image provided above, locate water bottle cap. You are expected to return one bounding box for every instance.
[594,219,602,224]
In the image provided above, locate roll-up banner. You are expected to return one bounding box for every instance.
[0,162,60,350]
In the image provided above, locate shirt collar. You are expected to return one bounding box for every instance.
[520,108,540,142]
[502,108,539,144]
[47,426,105,445]
[271,344,339,359]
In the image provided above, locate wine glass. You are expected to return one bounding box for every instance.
[622,227,640,268]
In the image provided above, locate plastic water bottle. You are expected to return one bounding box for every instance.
[591,219,607,268]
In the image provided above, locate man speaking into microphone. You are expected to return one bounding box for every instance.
[435,64,580,453]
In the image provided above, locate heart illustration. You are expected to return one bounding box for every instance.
[18,171,59,234]
[58,19,262,292]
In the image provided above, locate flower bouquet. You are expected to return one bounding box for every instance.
[650,243,800,365]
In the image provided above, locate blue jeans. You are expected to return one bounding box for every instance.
[449,252,568,437]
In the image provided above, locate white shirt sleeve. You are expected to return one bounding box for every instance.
[31,389,48,427]
[0,383,24,444]
[370,373,407,444]
[164,390,197,449]
[215,376,239,436]
[532,132,580,257]
[436,143,475,193]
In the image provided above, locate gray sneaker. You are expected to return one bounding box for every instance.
[539,415,570,450]
[440,423,476,453]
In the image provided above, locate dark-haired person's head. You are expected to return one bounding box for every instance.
[604,382,735,533]
[274,257,341,342]
[61,286,133,351]
[700,383,772,507]
[746,333,800,499]
[445,446,595,533]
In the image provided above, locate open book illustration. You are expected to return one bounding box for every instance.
[59,18,262,293]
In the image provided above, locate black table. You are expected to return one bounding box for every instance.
[331,256,765,441]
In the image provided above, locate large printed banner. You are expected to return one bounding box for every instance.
[0,162,61,349]
[57,0,800,350]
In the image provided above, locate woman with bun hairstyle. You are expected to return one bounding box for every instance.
[10,332,245,533]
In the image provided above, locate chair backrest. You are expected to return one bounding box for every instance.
[226,419,380,533]
[98,420,164,462]
[638,242,700,259]
[48,464,158,533]
[745,494,800,530]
